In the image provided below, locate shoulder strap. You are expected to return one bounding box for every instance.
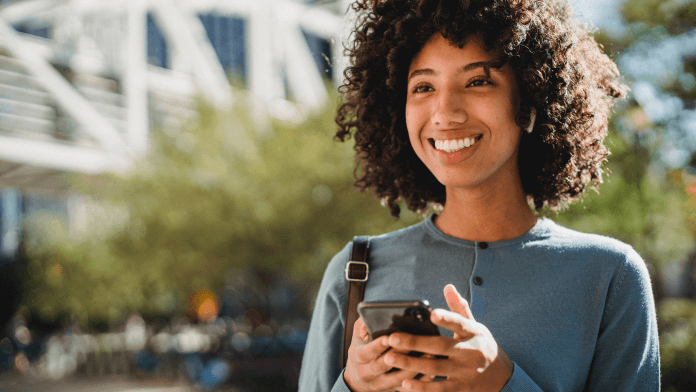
[342,235,370,369]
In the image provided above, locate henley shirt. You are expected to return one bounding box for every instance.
[298,215,660,391]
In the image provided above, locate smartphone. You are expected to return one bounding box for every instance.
[357,300,441,340]
[358,300,443,378]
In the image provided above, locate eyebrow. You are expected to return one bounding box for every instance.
[407,57,507,82]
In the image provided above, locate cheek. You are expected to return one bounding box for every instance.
[492,97,521,140]
[404,104,422,144]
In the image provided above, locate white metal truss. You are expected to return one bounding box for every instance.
[0,0,346,193]
[0,16,128,152]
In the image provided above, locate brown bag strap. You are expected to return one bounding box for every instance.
[342,236,370,369]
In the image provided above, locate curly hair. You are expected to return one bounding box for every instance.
[335,0,627,217]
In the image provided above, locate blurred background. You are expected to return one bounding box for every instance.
[0,0,693,390]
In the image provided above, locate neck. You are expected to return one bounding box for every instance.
[434,178,538,243]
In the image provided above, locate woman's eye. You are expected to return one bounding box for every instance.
[468,78,492,87]
[411,84,433,93]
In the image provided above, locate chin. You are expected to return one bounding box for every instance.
[433,176,478,189]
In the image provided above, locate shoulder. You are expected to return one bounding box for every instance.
[324,219,431,276]
[370,219,427,246]
[539,219,641,260]
[315,221,430,312]
[539,218,650,288]
[320,242,353,299]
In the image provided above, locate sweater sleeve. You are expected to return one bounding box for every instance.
[583,248,661,391]
[500,363,544,392]
[298,243,351,392]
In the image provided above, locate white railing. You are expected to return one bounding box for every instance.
[0,0,347,183]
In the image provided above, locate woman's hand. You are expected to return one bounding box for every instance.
[344,317,426,392]
[384,284,514,392]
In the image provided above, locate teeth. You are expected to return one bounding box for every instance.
[433,137,479,152]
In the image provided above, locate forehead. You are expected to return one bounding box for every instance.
[409,34,499,72]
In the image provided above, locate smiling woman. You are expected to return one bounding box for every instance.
[403,33,537,241]
[405,34,523,194]
[299,1,660,391]
[335,0,626,218]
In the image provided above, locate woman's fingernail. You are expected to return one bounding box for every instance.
[384,355,394,365]
[390,335,399,345]
[403,380,412,389]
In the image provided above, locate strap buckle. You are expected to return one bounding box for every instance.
[345,261,369,282]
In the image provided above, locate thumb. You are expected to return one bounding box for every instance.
[444,284,474,320]
[354,317,371,342]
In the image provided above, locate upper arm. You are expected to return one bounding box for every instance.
[298,243,351,392]
[584,248,660,391]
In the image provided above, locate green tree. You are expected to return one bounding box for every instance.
[22,97,421,328]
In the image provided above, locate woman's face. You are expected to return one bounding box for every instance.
[405,33,523,193]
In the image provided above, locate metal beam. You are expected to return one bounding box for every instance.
[125,0,149,154]
[182,0,252,18]
[278,1,328,109]
[0,135,129,174]
[0,16,130,154]
[247,0,285,103]
[150,0,233,108]
[294,2,343,39]
[334,0,355,87]
[0,0,64,24]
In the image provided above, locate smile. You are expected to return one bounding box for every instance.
[430,136,482,153]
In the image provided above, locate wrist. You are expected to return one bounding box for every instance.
[492,347,514,391]
[343,364,362,392]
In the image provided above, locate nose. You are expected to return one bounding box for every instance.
[431,88,467,126]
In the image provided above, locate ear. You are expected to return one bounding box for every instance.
[526,108,537,134]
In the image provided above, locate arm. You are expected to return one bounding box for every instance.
[298,244,351,392]
[583,249,660,391]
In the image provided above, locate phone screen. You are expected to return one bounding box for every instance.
[358,300,441,339]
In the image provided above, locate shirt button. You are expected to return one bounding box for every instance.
[478,242,488,249]
[473,276,483,285]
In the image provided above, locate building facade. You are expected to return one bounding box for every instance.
[0,0,349,262]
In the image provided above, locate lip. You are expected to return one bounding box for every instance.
[429,132,483,140]
[428,134,483,164]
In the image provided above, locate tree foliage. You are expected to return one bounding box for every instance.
[22,97,420,327]
[622,0,696,35]
[658,298,696,391]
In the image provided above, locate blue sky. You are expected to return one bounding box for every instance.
[572,0,623,34]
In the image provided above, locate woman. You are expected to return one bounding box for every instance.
[299,0,660,391]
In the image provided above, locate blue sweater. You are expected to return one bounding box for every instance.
[298,216,660,391]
